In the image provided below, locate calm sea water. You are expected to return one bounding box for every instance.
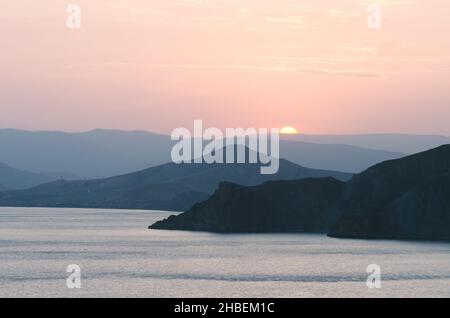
[0,207,449,298]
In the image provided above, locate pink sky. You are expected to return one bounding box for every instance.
[1,0,450,134]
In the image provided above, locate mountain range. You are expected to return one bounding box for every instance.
[283,133,450,155]
[0,129,171,179]
[0,129,412,177]
[150,145,450,241]
[0,158,352,211]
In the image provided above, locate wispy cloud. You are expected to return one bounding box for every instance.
[37,61,382,78]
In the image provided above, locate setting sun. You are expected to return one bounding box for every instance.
[280,126,299,135]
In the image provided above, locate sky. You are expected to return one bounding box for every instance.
[1,0,450,135]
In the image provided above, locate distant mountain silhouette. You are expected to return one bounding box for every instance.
[151,145,450,240]
[0,129,171,178]
[0,162,53,190]
[0,129,404,177]
[279,140,403,173]
[282,133,450,155]
[0,158,352,211]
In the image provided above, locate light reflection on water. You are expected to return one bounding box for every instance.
[0,207,449,298]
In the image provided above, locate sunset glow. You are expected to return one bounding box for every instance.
[1,1,450,135]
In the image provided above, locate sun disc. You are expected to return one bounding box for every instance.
[280,126,299,134]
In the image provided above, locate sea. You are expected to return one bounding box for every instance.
[0,207,449,298]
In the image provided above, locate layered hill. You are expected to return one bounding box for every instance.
[150,145,450,240]
[0,129,404,177]
[0,159,351,211]
[0,162,53,190]
[0,129,171,178]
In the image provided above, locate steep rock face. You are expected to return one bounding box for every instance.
[150,177,345,233]
[329,145,450,240]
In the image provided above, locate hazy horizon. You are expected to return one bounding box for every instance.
[0,127,450,138]
[1,0,450,135]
